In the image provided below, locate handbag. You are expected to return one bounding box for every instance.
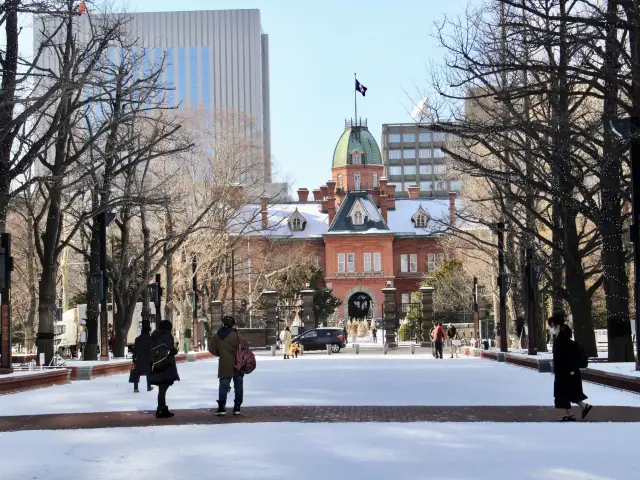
[151,343,172,373]
[128,365,138,383]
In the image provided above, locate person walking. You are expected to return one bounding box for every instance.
[210,316,249,416]
[372,324,377,343]
[548,312,593,422]
[281,326,292,359]
[148,320,180,419]
[432,322,446,359]
[447,324,457,358]
[131,321,154,393]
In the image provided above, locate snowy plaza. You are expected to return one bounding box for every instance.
[1,354,640,480]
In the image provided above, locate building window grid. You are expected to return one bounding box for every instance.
[389,150,401,160]
[354,172,361,189]
[410,254,418,273]
[388,134,401,143]
[353,211,364,225]
[401,254,409,273]
[403,133,416,143]
[373,172,378,188]
[427,253,446,272]
[402,293,410,304]
[364,253,372,272]
[373,252,382,272]
[347,253,355,273]
[419,149,432,159]
[337,174,343,189]
[420,165,432,175]
[338,253,345,273]
[404,165,416,175]
[388,166,402,176]
[420,181,433,191]
[403,149,416,159]
[419,132,432,142]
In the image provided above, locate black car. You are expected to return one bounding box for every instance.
[293,327,347,353]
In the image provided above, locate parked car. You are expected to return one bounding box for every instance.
[293,327,347,353]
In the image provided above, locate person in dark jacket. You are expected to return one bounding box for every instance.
[447,324,457,358]
[209,316,249,416]
[131,321,153,393]
[148,320,180,419]
[549,312,592,421]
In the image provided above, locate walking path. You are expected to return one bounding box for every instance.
[1,405,639,432]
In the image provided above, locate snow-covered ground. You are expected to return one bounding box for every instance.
[1,356,639,417]
[589,362,640,378]
[1,422,639,480]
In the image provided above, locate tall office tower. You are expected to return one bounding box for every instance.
[381,123,462,198]
[34,9,272,184]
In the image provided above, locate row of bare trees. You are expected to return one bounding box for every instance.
[2,2,279,362]
[420,0,638,360]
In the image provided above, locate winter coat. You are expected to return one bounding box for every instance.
[282,330,292,354]
[432,326,446,343]
[148,330,180,386]
[210,327,249,379]
[553,325,587,409]
[447,326,457,340]
[132,333,152,376]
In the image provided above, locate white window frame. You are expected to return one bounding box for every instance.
[434,164,447,174]
[420,181,432,191]
[433,149,445,158]
[347,253,355,273]
[337,173,343,189]
[401,293,410,305]
[388,166,402,176]
[400,254,409,273]
[373,172,379,188]
[433,132,446,142]
[410,254,418,273]
[292,217,302,231]
[403,133,416,143]
[420,165,432,174]
[419,132,431,142]
[354,172,361,189]
[364,253,372,272]
[436,181,447,191]
[373,252,382,272]
[353,211,364,225]
[338,253,345,273]
[419,149,432,159]
[415,214,427,227]
[388,150,401,159]
[352,152,362,165]
[403,149,416,159]
[404,165,416,175]
[427,253,436,272]
[388,134,401,143]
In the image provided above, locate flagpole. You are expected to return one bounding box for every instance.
[354,72,357,124]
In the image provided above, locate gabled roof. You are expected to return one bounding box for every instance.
[328,191,389,234]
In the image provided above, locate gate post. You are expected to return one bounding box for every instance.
[262,290,278,347]
[382,282,398,348]
[419,286,434,347]
[210,300,223,333]
[478,289,487,348]
[300,286,315,332]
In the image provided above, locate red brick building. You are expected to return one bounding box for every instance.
[244,120,458,321]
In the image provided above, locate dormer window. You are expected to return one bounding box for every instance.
[348,198,371,226]
[411,207,430,228]
[352,151,362,165]
[353,211,364,225]
[288,209,307,232]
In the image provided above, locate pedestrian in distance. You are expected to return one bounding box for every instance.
[432,322,446,359]
[290,342,301,358]
[372,324,377,343]
[281,326,292,359]
[447,323,457,358]
[548,312,593,422]
[131,320,154,393]
[210,316,249,416]
[148,320,180,419]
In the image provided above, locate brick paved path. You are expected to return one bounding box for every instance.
[1,405,640,432]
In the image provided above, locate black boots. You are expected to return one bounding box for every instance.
[215,401,226,416]
[155,406,174,419]
[233,402,242,416]
[147,385,154,392]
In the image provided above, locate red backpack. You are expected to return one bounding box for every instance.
[235,332,257,374]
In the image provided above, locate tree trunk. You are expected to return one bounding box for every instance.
[164,208,174,322]
[25,216,37,352]
[84,192,101,361]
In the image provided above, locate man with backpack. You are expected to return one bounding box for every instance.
[209,316,252,416]
[548,312,593,422]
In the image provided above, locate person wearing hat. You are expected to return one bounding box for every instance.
[209,316,249,416]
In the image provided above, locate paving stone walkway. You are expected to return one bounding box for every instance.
[1,405,640,432]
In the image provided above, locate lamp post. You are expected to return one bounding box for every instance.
[610,117,640,370]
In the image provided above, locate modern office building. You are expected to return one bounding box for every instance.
[34,9,273,184]
[381,123,462,198]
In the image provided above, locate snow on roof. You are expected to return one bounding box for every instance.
[387,198,455,236]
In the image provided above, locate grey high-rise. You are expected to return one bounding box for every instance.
[381,123,462,198]
[35,9,272,183]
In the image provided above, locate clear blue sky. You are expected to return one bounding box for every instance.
[132,1,470,191]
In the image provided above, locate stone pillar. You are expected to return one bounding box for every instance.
[478,291,488,347]
[382,283,398,348]
[210,300,223,333]
[419,286,435,347]
[262,291,278,346]
[300,287,315,332]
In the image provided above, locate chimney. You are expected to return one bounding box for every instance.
[371,189,380,207]
[312,189,322,202]
[260,196,268,229]
[297,188,309,202]
[449,191,457,225]
[386,183,396,210]
[321,199,328,213]
[379,177,388,195]
[379,195,388,222]
[327,197,336,224]
[320,185,328,200]
[408,185,420,199]
[326,180,336,197]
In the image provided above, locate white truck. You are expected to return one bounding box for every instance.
[55,302,164,358]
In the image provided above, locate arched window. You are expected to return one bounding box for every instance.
[337,173,343,189]
[352,152,362,165]
[353,211,364,225]
[354,172,361,190]
[415,214,427,227]
[373,172,379,188]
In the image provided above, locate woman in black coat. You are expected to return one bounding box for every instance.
[148,320,180,418]
[549,313,592,421]
[131,321,153,393]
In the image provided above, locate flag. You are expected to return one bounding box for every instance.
[355,79,367,97]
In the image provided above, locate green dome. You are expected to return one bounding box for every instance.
[332,124,382,167]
